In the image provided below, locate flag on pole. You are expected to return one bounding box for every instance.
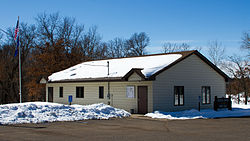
[14,16,22,103]
[14,17,20,57]
[14,18,19,41]
[14,36,19,57]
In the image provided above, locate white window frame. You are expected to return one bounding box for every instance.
[202,86,211,104]
[126,86,135,98]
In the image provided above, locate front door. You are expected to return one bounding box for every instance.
[48,87,53,102]
[138,86,148,114]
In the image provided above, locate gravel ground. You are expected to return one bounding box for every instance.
[0,117,249,141]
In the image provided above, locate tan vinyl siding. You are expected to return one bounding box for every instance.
[46,81,153,113]
[153,54,226,112]
[128,73,142,81]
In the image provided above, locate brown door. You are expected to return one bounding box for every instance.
[48,87,53,102]
[138,86,148,114]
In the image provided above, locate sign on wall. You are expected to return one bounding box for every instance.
[68,95,73,105]
[126,86,135,98]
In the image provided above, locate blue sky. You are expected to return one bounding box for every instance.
[1,0,250,57]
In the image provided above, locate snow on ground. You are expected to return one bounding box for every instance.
[145,101,250,120]
[0,102,130,125]
[49,54,182,81]
[230,94,250,109]
[232,103,250,109]
[226,93,250,105]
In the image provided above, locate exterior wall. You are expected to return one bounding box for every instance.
[46,81,153,113]
[128,73,142,81]
[153,54,226,112]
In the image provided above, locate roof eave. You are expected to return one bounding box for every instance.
[48,77,124,83]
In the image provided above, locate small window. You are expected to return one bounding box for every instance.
[76,87,84,98]
[99,86,104,99]
[126,86,135,98]
[174,86,184,106]
[202,86,211,104]
[59,87,63,98]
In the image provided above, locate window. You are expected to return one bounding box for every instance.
[59,87,63,98]
[174,86,184,106]
[99,86,104,99]
[126,86,135,98]
[202,86,211,104]
[76,87,84,98]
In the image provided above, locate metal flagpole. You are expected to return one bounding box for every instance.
[107,61,110,102]
[18,16,22,103]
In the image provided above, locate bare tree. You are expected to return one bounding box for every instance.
[36,12,60,46]
[223,55,249,105]
[58,17,84,48]
[57,16,85,64]
[162,42,179,53]
[226,78,242,104]
[162,42,191,53]
[95,42,109,60]
[125,32,150,56]
[25,12,88,101]
[0,32,3,43]
[241,32,250,56]
[107,38,126,58]
[194,46,203,52]
[36,12,86,63]
[208,40,225,66]
[19,23,37,61]
[58,17,76,49]
[82,26,101,60]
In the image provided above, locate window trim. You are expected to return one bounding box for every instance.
[99,86,104,99]
[59,87,63,98]
[202,86,211,104]
[76,86,84,98]
[174,86,184,106]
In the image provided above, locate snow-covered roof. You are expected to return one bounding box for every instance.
[48,53,183,82]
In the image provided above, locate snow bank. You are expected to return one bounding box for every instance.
[232,103,250,109]
[0,102,130,125]
[49,54,182,81]
[146,94,250,120]
[145,103,250,120]
[226,93,250,105]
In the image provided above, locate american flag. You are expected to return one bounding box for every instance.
[14,17,19,41]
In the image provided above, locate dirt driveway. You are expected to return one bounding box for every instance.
[0,117,249,141]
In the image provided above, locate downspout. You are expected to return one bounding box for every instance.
[107,61,112,105]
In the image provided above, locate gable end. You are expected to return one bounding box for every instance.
[123,68,146,81]
[149,51,230,82]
